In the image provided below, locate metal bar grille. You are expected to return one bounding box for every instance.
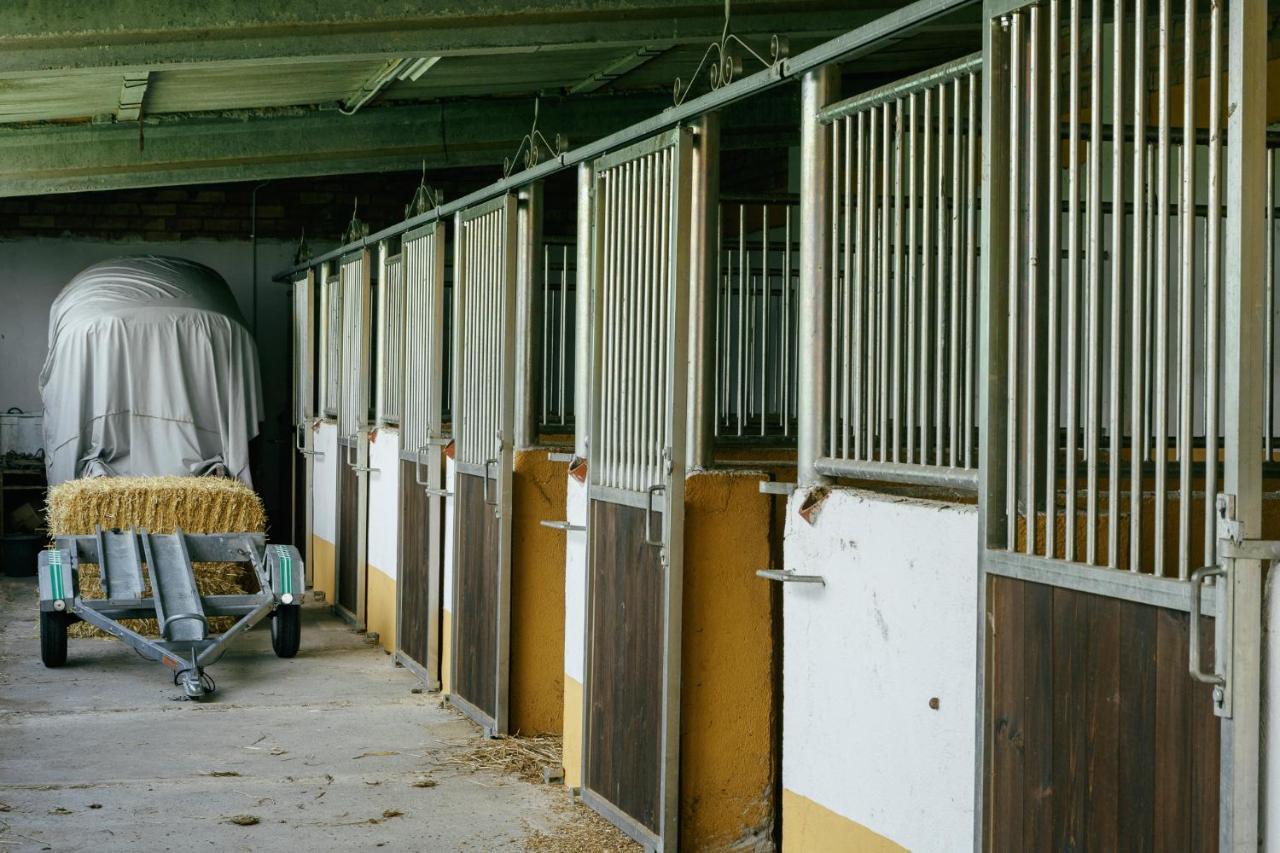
[376,252,405,426]
[455,203,510,466]
[593,137,680,493]
[817,56,982,479]
[338,253,367,436]
[322,265,342,419]
[540,239,576,431]
[403,227,445,452]
[996,0,1230,579]
[714,199,799,441]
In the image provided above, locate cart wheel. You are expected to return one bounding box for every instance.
[40,611,68,668]
[271,604,301,658]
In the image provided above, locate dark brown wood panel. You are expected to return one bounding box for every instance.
[399,458,437,673]
[337,454,359,614]
[454,471,499,720]
[586,499,664,835]
[986,576,1219,853]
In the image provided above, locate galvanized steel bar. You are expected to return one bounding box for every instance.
[1024,9,1039,556]
[1046,0,1061,560]
[1064,0,1081,563]
[1176,0,1194,579]
[798,66,838,486]
[1085,0,1102,566]
[1006,10,1022,550]
[1154,0,1170,576]
[1203,0,1220,566]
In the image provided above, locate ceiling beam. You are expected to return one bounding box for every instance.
[0,89,798,197]
[567,44,671,94]
[0,2,904,76]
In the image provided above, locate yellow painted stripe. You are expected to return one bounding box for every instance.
[562,674,583,789]
[365,564,396,653]
[782,789,908,853]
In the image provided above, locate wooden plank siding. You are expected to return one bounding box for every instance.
[454,471,499,720]
[585,499,665,835]
[336,453,360,615]
[398,457,436,673]
[986,575,1218,852]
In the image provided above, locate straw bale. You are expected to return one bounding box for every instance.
[45,476,265,638]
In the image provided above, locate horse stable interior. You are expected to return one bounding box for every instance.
[7,1,1280,850]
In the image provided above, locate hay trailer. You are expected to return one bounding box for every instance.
[36,527,305,699]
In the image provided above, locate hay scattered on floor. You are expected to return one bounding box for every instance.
[46,476,265,639]
[524,790,639,853]
[444,734,563,785]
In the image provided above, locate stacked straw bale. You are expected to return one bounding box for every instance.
[45,476,266,638]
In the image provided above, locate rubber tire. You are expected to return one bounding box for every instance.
[271,604,301,658]
[40,611,68,668]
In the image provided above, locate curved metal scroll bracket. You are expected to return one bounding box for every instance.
[503,97,568,178]
[671,0,788,106]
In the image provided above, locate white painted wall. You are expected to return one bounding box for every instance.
[366,427,401,576]
[563,472,587,684]
[1266,571,1280,851]
[443,456,456,613]
[782,486,978,851]
[313,422,338,544]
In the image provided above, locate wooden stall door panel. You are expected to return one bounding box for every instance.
[337,459,360,613]
[399,458,433,670]
[455,471,499,719]
[986,576,1219,853]
[586,500,664,834]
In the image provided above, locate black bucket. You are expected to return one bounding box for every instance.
[1,534,44,578]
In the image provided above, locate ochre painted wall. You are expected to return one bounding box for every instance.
[366,564,396,653]
[679,469,780,851]
[509,449,569,735]
[310,536,335,603]
[782,789,907,853]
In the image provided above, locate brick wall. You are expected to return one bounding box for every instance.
[0,166,500,243]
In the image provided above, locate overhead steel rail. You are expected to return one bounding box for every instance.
[273,0,979,283]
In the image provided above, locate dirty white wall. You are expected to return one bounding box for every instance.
[561,472,588,788]
[441,456,456,692]
[366,429,401,577]
[365,427,401,651]
[312,421,339,597]
[782,487,978,852]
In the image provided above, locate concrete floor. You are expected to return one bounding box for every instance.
[0,576,574,852]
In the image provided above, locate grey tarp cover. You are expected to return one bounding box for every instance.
[39,256,263,486]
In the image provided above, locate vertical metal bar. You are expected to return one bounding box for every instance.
[1223,0,1266,847]
[1065,0,1081,563]
[921,86,933,466]
[1203,0,1220,567]
[950,77,962,470]
[1085,0,1102,566]
[542,243,550,427]
[1154,0,1170,577]
[827,126,841,455]
[1266,153,1274,460]
[1024,9,1039,556]
[868,106,880,459]
[893,98,904,462]
[740,202,749,438]
[1046,0,1061,558]
[854,112,866,458]
[1175,0,1194,579]
[935,83,947,468]
[560,244,568,426]
[965,71,977,471]
[843,119,855,457]
[784,205,793,437]
[1108,0,1124,569]
[880,101,891,461]
[907,93,918,464]
[689,114,719,469]
[1007,13,1022,549]
[761,203,770,439]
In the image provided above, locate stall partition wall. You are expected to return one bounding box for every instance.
[336,249,373,628]
[363,247,405,654]
[398,221,448,687]
[781,52,985,852]
[291,269,316,581]
[311,263,342,603]
[980,1,1263,850]
[580,128,693,852]
[449,194,519,735]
